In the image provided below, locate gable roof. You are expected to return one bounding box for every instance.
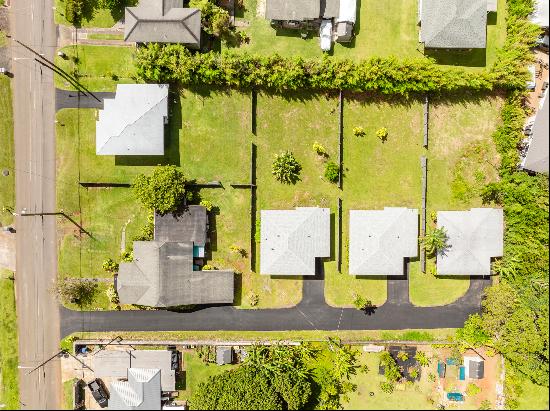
[421,0,488,49]
[265,0,339,20]
[108,368,161,410]
[124,1,201,47]
[117,205,234,307]
[260,207,330,275]
[94,350,175,391]
[349,208,419,276]
[436,208,503,276]
[522,91,549,174]
[96,84,168,156]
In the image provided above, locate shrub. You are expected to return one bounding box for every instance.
[106,284,119,305]
[133,212,155,241]
[379,381,394,394]
[200,199,214,212]
[380,351,402,383]
[414,351,431,367]
[65,0,84,24]
[397,351,409,362]
[133,165,187,214]
[421,227,449,256]
[409,367,419,380]
[324,161,340,183]
[102,258,119,273]
[312,142,329,156]
[190,0,232,38]
[52,278,97,307]
[466,383,482,397]
[376,127,388,141]
[202,264,215,270]
[479,400,492,410]
[353,126,365,137]
[247,292,259,307]
[272,151,301,184]
[230,245,246,257]
[121,250,133,262]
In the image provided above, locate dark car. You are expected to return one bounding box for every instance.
[87,378,109,408]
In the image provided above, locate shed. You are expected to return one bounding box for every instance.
[216,346,233,365]
[464,355,485,379]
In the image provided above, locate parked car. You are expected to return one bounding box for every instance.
[87,378,109,408]
[320,20,332,52]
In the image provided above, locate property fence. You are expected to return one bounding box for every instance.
[420,156,427,273]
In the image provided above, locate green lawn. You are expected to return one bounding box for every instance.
[0,270,19,410]
[87,33,124,40]
[0,77,14,226]
[178,352,237,401]
[344,351,437,410]
[62,379,75,410]
[233,0,506,68]
[54,0,134,28]
[517,378,550,410]
[54,45,137,92]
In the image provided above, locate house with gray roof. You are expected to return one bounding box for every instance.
[349,208,418,276]
[260,207,330,275]
[265,0,339,22]
[117,206,234,307]
[96,84,168,156]
[522,90,549,174]
[419,0,488,49]
[93,350,175,391]
[108,368,162,410]
[124,0,201,47]
[436,208,503,276]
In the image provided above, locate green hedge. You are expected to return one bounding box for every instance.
[135,0,542,94]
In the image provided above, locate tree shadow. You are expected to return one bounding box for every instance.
[424,48,487,68]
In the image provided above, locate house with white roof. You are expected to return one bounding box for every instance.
[436,208,503,276]
[260,207,330,275]
[96,84,168,156]
[108,368,162,410]
[349,207,419,276]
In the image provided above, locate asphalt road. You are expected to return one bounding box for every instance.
[11,0,61,408]
[61,267,491,337]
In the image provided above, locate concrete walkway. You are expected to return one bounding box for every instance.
[57,25,130,48]
[60,261,491,337]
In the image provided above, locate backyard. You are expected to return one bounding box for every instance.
[231,0,507,68]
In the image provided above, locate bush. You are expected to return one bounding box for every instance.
[202,264,215,270]
[133,165,187,214]
[380,351,402,383]
[102,258,119,273]
[65,0,84,24]
[466,383,482,397]
[414,351,431,367]
[272,151,301,184]
[52,278,97,307]
[230,245,246,257]
[190,0,232,38]
[247,292,259,307]
[313,142,329,156]
[379,381,394,394]
[396,351,409,362]
[409,367,419,380]
[200,199,214,212]
[421,227,449,256]
[133,212,155,242]
[106,284,120,305]
[376,127,388,141]
[121,250,133,262]
[353,126,365,137]
[324,161,340,183]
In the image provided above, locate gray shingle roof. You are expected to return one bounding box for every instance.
[420,0,488,49]
[154,207,207,245]
[96,84,168,156]
[108,368,161,410]
[117,205,234,307]
[124,0,201,47]
[436,208,503,276]
[522,92,549,174]
[349,208,419,276]
[260,207,330,275]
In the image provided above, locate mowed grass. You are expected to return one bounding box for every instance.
[234,0,506,68]
[177,352,237,401]
[0,270,19,410]
[54,0,132,28]
[0,77,14,226]
[517,377,550,410]
[54,45,137,92]
[56,109,148,281]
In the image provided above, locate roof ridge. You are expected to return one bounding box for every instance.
[99,95,167,153]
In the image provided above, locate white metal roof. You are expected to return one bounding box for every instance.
[108,368,161,410]
[260,207,330,275]
[96,84,168,156]
[436,208,503,276]
[349,208,419,276]
[336,0,357,23]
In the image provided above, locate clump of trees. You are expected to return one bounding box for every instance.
[190,0,232,38]
[133,165,187,214]
[272,151,301,184]
[52,278,98,307]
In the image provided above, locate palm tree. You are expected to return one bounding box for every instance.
[421,227,449,256]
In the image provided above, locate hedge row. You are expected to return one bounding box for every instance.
[135,0,542,94]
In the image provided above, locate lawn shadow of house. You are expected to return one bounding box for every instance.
[424,48,487,68]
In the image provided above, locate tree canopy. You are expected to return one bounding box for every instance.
[132,165,187,215]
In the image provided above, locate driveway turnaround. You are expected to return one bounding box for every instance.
[60,264,491,337]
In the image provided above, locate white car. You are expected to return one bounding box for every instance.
[320,20,332,52]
